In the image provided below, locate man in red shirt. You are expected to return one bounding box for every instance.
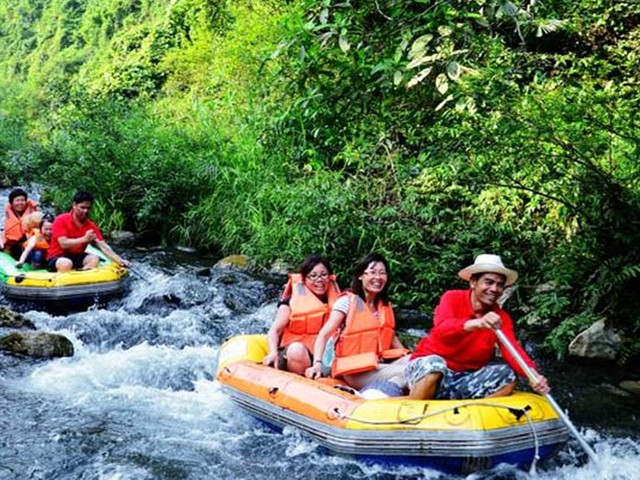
[46,191,131,272]
[406,254,550,400]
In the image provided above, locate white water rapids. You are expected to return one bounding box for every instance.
[1,255,639,479]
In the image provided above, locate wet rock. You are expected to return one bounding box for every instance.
[619,380,640,396]
[135,245,163,252]
[0,307,36,330]
[395,308,431,329]
[223,291,250,312]
[568,319,622,360]
[602,383,632,397]
[267,260,289,277]
[110,230,136,247]
[222,281,268,313]
[215,254,249,270]
[196,267,211,277]
[0,332,74,358]
[176,245,197,253]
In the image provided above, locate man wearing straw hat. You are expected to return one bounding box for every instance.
[406,254,550,400]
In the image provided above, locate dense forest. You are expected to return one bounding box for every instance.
[1,0,639,360]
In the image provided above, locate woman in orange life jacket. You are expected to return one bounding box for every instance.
[305,253,410,396]
[16,212,54,269]
[1,188,38,259]
[263,254,341,375]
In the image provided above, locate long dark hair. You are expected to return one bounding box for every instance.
[350,253,390,304]
[299,253,332,279]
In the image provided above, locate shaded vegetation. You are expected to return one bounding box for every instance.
[1,0,639,360]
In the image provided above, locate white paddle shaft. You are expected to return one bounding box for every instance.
[494,328,598,464]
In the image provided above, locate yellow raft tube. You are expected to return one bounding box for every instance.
[217,334,569,474]
[0,246,128,307]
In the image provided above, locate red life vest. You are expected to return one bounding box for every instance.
[2,199,37,245]
[23,228,50,251]
[279,273,341,351]
[331,292,406,377]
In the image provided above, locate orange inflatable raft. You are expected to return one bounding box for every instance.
[216,335,569,474]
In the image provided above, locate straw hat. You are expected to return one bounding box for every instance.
[458,254,518,286]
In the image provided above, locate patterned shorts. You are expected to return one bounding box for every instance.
[405,354,517,400]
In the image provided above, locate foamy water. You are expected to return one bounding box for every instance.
[1,262,639,479]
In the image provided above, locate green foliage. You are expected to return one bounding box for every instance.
[1,0,640,362]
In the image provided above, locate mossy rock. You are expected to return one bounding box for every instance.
[0,332,74,358]
[0,307,36,330]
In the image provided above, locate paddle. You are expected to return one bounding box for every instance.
[128,266,153,285]
[128,265,181,305]
[494,327,599,465]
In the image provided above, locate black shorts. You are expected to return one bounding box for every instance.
[6,242,24,261]
[47,252,90,272]
[277,345,313,370]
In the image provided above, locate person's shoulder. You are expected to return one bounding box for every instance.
[440,289,469,301]
[87,217,100,228]
[52,212,70,225]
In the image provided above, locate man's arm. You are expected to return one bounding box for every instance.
[58,229,96,250]
[94,239,131,268]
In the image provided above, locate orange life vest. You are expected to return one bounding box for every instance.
[2,199,37,245]
[331,292,407,377]
[23,228,50,251]
[279,273,341,351]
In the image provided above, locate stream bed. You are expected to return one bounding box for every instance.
[1,248,639,479]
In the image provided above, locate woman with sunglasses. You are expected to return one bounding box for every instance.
[305,253,409,396]
[263,254,341,375]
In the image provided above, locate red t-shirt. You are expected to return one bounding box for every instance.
[47,212,104,259]
[411,289,536,377]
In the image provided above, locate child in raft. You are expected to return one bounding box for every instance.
[16,212,54,269]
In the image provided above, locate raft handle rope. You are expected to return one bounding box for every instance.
[333,400,541,473]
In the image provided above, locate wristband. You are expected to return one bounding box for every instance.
[313,360,322,365]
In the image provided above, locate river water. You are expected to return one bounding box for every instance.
[1,184,639,479]
[1,250,639,480]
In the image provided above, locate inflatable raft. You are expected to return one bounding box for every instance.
[217,335,569,474]
[0,246,128,307]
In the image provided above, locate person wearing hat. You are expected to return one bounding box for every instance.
[405,254,550,400]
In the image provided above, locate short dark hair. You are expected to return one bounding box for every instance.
[350,253,390,304]
[299,253,332,279]
[40,213,55,227]
[73,191,94,204]
[8,188,28,204]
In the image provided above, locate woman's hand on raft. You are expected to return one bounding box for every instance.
[263,352,278,368]
[305,363,322,380]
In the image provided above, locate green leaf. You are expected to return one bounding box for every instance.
[339,34,351,53]
[406,53,439,70]
[319,8,329,25]
[447,61,461,81]
[435,73,449,94]
[408,34,433,60]
[438,25,453,37]
[407,67,432,88]
[435,94,454,111]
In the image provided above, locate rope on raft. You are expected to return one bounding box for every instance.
[333,400,541,473]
